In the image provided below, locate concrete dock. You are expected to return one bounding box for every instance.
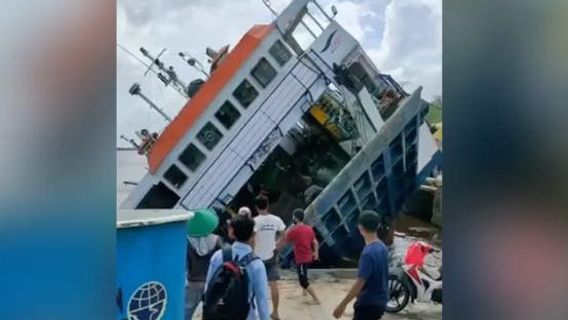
[192,269,442,320]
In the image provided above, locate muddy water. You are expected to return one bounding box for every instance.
[328,213,443,270]
[390,214,443,276]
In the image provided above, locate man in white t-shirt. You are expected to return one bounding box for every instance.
[253,194,286,320]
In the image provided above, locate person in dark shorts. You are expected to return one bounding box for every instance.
[253,195,286,320]
[333,211,389,320]
[277,208,321,304]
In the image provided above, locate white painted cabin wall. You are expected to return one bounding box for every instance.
[417,123,439,173]
[122,11,389,211]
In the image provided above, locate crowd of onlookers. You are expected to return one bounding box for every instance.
[185,194,389,320]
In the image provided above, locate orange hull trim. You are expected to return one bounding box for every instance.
[148,24,274,173]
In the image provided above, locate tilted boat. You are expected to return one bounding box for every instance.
[120,0,442,265]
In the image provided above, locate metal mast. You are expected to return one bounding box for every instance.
[139,47,189,98]
[129,83,172,122]
[179,52,209,78]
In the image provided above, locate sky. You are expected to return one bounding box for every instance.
[117,0,442,147]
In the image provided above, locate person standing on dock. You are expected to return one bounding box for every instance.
[185,209,221,320]
[253,195,286,320]
[204,215,270,320]
[333,211,389,320]
[277,208,321,304]
[238,206,252,219]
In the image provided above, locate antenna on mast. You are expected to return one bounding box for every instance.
[179,52,209,78]
[260,0,278,16]
[120,135,140,150]
[129,83,172,122]
[117,43,159,76]
[139,47,189,99]
[331,5,338,18]
[141,47,166,76]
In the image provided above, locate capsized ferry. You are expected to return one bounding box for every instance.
[120,0,442,264]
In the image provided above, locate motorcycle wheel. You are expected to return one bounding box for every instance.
[385,274,411,313]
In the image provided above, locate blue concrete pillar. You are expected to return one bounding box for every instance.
[116,210,191,320]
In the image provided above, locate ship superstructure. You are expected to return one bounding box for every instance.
[120,0,441,264]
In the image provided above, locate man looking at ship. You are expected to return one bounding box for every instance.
[238,206,252,219]
[205,215,270,320]
[333,211,389,320]
[253,195,286,320]
[277,208,321,304]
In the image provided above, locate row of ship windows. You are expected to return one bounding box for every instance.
[163,40,293,190]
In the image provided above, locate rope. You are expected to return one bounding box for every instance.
[117,43,159,76]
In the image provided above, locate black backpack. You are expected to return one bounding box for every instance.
[202,246,259,320]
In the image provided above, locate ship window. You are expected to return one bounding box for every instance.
[164,164,187,189]
[251,58,277,88]
[269,40,292,66]
[197,122,223,150]
[232,79,258,108]
[215,101,241,129]
[179,143,206,171]
[136,182,179,209]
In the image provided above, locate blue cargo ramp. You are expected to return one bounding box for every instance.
[297,87,440,263]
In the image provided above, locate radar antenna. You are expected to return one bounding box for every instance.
[129,83,172,122]
[179,52,210,78]
[139,47,189,99]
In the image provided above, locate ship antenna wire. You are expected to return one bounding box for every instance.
[117,43,159,76]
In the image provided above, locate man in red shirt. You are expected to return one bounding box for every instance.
[278,208,321,304]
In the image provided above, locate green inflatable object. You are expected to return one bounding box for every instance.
[186,209,219,237]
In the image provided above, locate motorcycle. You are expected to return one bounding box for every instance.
[386,241,442,313]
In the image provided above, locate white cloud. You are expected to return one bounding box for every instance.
[369,0,442,100]
[333,1,372,40]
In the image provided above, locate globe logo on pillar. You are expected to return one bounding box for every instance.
[127,281,167,320]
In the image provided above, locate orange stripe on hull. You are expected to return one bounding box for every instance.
[147,24,274,174]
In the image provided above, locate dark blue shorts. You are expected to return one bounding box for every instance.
[263,256,280,281]
[353,304,384,320]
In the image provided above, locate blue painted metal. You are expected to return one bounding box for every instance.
[286,87,441,264]
[116,211,189,320]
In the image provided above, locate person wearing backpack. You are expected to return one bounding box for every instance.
[185,209,222,320]
[204,215,270,320]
